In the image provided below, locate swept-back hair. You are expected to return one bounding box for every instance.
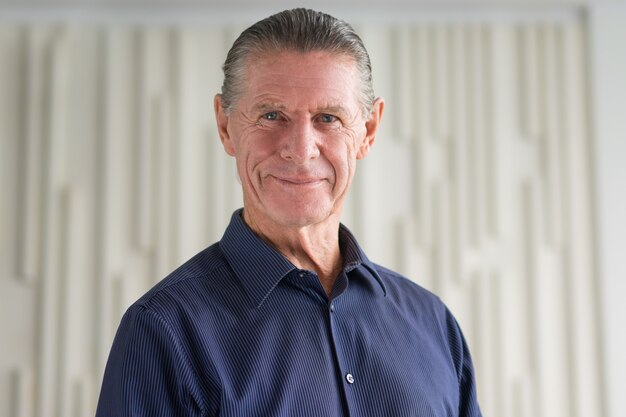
[220,8,375,116]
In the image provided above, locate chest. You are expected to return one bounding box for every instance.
[195,293,460,417]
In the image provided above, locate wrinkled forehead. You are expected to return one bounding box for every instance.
[246,50,358,76]
[246,48,357,67]
[241,50,361,105]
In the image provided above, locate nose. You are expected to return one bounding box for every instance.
[279,119,320,163]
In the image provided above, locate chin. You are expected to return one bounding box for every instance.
[267,202,334,228]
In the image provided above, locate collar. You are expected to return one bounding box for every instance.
[219,209,387,308]
[338,223,387,296]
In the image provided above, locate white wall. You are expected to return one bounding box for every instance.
[589,5,626,417]
[0,4,621,417]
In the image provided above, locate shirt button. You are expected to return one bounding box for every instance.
[345,373,355,384]
[330,304,335,312]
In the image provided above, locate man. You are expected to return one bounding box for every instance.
[96,8,482,417]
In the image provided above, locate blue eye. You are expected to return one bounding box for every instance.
[263,111,279,120]
[319,114,337,123]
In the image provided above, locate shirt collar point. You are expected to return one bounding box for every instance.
[362,261,388,296]
[221,209,296,305]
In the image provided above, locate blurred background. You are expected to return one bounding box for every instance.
[1,1,624,416]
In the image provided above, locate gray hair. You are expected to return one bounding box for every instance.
[220,8,375,117]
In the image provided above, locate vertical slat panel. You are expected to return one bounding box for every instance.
[450,23,467,251]
[482,25,497,239]
[448,25,466,287]
[466,25,480,248]
[166,29,181,269]
[469,273,487,408]
[429,182,443,294]
[19,27,46,284]
[395,24,414,142]
[56,188,72,417]
[153,91,172,280]
[547,23,572,417]
[562,21,604,417]
[102,27,132,278]
[0,13,602,417]
[518,24,541,141]
[540,25,562,247]
[490,272,504,417]
[0,25,20,278]
[559,24,579,417]
[133,29,152,254]
[94,26,113,376]
[474,25,489,247]
[10,368,34,417]
[175,28,203,257]
[36,26,67,417]
[432,25,450,140]
[412,27,429,247]
[518,181,540,416]
[175,28,222,254]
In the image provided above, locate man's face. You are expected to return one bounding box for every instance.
[215,51,383,229]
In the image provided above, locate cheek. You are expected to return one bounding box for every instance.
[325,139,357,178]
[239,135,278,175]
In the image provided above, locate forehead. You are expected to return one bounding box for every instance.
[241,51,360,110]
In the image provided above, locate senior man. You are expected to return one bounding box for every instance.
[96,8,482,417]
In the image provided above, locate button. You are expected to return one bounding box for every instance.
[330,304,335,313]
[298,272,305,278]
[345,373,355,384]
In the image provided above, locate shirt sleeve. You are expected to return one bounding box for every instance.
[95,305,206,417]
[444,307,483,417]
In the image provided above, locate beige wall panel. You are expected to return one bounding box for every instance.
[0,26,20,277]
[0,13,602,417]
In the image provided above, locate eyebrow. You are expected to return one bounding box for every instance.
[251,102,288,114]
[251,102,350,116]
[317,105,350,116]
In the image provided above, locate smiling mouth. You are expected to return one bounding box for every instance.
[271,175,325,187]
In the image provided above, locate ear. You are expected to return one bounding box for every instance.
[214,94,236,156]
[356,97,384,160]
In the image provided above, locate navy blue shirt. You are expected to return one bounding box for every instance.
[96,210,482,417]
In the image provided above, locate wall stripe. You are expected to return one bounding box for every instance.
[0,15,602,417]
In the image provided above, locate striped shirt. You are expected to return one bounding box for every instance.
[95,209,482,417]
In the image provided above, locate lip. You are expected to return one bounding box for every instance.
[270,175,326,186]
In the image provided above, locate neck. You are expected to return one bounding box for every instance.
[242,209,343,296]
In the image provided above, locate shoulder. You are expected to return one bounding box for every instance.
[371,264,473,377]
[132,242,235,314]
[372,263,447,314]
[369,263,465,346]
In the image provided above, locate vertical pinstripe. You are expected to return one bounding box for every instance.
[96,209,482,416]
